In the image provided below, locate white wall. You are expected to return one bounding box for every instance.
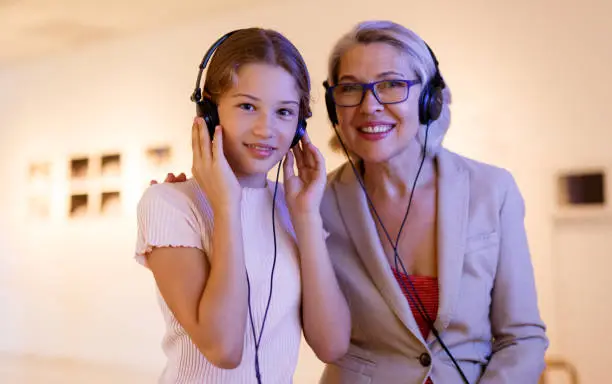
[1,0,611,380]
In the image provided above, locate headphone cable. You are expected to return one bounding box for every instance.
[332,124,469,384]
[245,161,282,384]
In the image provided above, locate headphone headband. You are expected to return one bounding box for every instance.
[190,29,306,148]
[190,30,239,103]
[423,42,445,90]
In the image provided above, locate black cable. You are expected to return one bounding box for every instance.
[331,124,469,384]
[246,161,282,384]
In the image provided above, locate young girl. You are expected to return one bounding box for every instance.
[135,28,350,383]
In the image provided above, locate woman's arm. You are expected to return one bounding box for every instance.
[479,172,549,382]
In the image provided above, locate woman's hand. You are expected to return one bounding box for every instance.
[283,133,326,216]
[191,117,242,212]
[150,173,187,185]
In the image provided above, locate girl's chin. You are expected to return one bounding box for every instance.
[237,157,283,176]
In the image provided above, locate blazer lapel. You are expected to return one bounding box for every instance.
[333,165,426,344]
[433,150,469,334]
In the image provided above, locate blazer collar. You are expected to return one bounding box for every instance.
[434,149,469,333]
[333,149,469,343]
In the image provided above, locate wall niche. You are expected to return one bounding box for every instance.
[557,170,606,207]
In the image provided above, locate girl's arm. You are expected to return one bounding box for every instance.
[141,119,247,368]
[146,201,247,369]
[293,213,351,363]
[283,135,351,363]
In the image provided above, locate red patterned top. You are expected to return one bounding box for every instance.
[392,268,439,384]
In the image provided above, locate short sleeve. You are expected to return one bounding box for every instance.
[135,184,204,267]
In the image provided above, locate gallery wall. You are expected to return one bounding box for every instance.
[1,0,611,381]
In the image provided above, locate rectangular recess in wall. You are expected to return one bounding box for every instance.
[558,170,606,206]
[101,153,121,177]
[100,191,121,216]
[70,157,89,179]
[69,193,88,217]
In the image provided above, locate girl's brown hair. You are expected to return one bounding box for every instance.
[204,28,312,121]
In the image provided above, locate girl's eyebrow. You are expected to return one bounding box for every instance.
[231,93,298,105]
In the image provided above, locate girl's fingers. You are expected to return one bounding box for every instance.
[191,117,201,164]
[200,121,213,164]
[211,126,223,162]
[283,152,296,182]
[292,142,305,170]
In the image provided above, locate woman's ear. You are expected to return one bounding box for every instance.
[416,87,452,156]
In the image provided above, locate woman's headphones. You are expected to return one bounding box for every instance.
[323,41,445,126]
[190,30,307,148]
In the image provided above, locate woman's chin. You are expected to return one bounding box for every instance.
[355,146,398,164]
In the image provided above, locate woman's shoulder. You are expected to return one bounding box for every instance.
[441,149,515,185]
[324,162,353,188]
[440,148,522,204]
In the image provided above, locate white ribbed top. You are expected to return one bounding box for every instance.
[135,178,302,384]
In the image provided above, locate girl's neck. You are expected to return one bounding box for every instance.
[235,172,268,189]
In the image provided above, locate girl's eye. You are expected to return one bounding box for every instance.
[278,108,296,117]
[238,103,255,111]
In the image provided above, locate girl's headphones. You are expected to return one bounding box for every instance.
[323,41,445,126]
[190,30,307,148]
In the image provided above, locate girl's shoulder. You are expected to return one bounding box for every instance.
[138,178,212,222]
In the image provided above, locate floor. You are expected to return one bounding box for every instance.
[0,354,158,384]
[0,353,577,384]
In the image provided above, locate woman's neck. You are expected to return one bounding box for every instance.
[362,141,436,199]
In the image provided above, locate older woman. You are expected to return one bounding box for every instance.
[318,20,548,384]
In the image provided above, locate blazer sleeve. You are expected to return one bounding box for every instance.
[479,172,549,383]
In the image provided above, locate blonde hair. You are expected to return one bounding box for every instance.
[326,20,452,157]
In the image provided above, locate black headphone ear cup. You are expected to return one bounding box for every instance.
[196,98,220,140]
[418,83,443,125]
[291,119,307,148]
[418,83,432,125]
[427,87,443,123]
[324,89,339,126]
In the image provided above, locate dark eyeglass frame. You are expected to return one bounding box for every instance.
[327,79,422,107]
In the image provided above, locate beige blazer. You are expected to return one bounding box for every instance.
[319,148,548,384]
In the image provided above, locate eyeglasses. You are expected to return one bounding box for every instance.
[327,79,421,107]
